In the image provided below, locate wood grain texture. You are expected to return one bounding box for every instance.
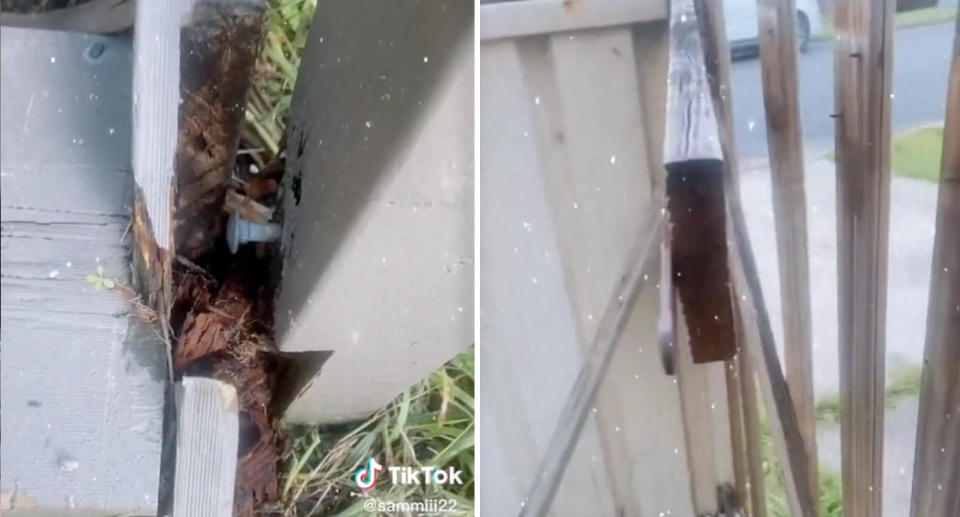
[0,27,165,512]
[910,12,960,517]
[664,0,736,364]
[692,0,817,515]
[831,1,895,515]
[755,0,819,510]
[738,346,767,517]
[518,207,661,517]
[173,378,239,517]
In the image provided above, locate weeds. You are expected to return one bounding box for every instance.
[243,0,318,166]
[278,351,475,516]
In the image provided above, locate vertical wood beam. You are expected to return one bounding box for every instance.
[739,346,767,517]
[725,356,749,508]
[693,1,817,515]
[910,12,960,517]
[756,0,818,510]
[832,1,894,515]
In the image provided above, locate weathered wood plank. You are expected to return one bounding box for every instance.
[831,0,895,514]
[676,308,721,513]
[692,1,817,515]
[0,27,165,514]
[173,378,239,517]
[518,207,661,517]
[664,0,736,364]
[755,0,819,509]
[479,0,666,42]
[738,346,768,517]
[910,12,960,517]
[724,356,749,509]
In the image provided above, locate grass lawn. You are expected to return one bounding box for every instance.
[892,126,944,182]
[825,125,944,182]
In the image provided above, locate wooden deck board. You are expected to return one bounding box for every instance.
[0,27,165,514]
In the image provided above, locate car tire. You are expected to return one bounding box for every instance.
[796,11,811,52]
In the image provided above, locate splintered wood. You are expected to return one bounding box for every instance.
[173,258,279,516]
[663,0,736,364]
[176,3,263,259]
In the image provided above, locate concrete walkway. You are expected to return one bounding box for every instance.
[740,157,937,396]
[740,157,937,515]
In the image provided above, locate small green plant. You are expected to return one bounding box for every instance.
[84,265,115,290]
[892,126,943,182]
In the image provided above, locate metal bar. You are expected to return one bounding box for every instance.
[910,11,960,517]
[517,206,661,517]
[755,0,819,509]
[831,0,895,514]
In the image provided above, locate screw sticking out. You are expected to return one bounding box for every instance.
[226,213,281,254]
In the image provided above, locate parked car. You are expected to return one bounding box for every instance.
[725,0,823,53]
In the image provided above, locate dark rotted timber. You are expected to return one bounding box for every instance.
[663,0,736,364]
[176,2,263,259]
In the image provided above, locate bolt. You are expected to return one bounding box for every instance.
[226,213,281,254]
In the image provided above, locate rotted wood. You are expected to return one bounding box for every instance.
[832,0,895,515]
[692,0,817,515]
[756,0,819,509]
[663,0,736,364]
[175,1,265,259]
[911,12,960,517]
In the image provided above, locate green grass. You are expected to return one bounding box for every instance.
[760,417,844,517]
[825,125,944,182]
[244,0,319,165]
[764,362,924,515]
[819,6,956,40]
[278,351,475,516]
[892,126,944,182]
[814,362,924,425]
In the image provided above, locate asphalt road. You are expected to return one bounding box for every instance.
[731,20,956,160]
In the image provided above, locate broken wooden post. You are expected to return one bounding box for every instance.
[132,0,265,376]
[831,0,895,514]
[755,0,819,509]
[692,0,817,515]
[663,0,737,365]
[910,12,960,517]
[173,378,239,517]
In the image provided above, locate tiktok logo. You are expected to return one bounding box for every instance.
[354,457,384,490]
